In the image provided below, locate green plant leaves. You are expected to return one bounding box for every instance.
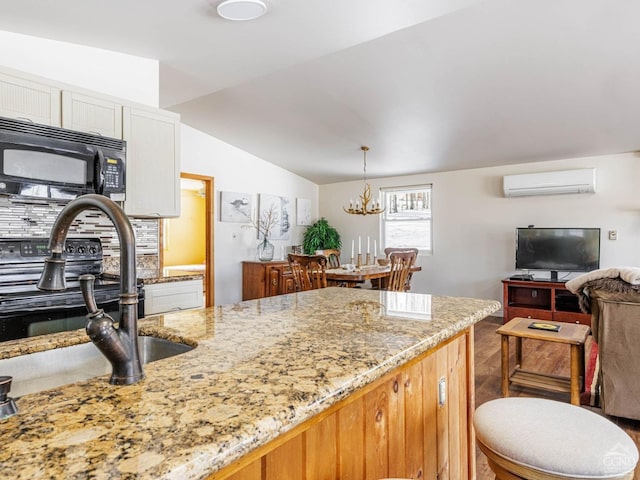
[302,218,342,254]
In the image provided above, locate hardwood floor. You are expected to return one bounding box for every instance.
[474,316,640,480]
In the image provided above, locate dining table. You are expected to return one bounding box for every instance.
[325,264,422,289]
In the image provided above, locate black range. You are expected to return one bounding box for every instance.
[0,237,144,342]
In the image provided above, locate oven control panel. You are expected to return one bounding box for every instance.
[0,238,102,263]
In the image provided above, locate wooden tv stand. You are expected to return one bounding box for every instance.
[502,278,591,327]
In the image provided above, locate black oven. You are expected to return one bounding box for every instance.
[0,237,143,343]
[0,116,126,202]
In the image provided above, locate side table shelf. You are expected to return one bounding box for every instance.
[497,317,591,405]
[502,278,591,326]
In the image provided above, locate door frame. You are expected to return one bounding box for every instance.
[159,173,215,307]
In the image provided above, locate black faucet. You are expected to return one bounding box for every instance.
[0,376,18,419]
[37,194,144,385]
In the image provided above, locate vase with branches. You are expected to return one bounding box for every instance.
[243,205,279,261]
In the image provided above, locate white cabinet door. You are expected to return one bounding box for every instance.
[61,91,122,138]
[0,71,61,126]
[144,279,203,315]
[122,106,181,217]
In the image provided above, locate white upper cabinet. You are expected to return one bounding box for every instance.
[0,66,181,218]
[0,71,61,126]
[123,106,181,218]
[61,91,122,138]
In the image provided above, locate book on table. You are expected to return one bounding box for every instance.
[528,322,561,332]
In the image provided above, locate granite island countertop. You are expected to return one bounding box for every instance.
[0,287,500,479]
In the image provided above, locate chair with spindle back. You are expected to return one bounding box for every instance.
[315,249,341,269]
[384,247,419,291]
[287,254,328,291]
[386,250,417,292]
[384,247,419,258]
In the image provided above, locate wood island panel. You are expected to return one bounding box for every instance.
[208,331,473,480]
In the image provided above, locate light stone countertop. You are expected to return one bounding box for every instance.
[0,287,500,479]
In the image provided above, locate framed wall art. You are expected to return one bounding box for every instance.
[258,193,291,240]
[220,191,251,222]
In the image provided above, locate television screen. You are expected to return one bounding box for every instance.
[515,227,600,273]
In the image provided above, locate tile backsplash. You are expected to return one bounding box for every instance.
[0,196,159,257]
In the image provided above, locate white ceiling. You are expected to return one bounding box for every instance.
[1,0,639,184]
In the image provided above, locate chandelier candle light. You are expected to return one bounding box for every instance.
[343,146,385,216]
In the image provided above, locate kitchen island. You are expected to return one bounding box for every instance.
[0,287,500,479]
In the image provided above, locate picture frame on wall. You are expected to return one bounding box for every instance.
[220,191,251,222]
[296,198,312,226]
[258,193,291,240]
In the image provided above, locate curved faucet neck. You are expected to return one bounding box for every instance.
[48,194,137,297]
[43,194,144,385]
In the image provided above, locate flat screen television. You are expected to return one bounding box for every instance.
[515,227,600,281]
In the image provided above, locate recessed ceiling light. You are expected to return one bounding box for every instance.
[217,0,267,21]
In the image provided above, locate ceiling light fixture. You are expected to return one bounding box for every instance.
[343,146,385,216]
[217,0,267,21]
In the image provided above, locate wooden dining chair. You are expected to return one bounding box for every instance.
[384,247,419,258]
[287,254,328,291]
[386,250,417,292]
[315,249,341,268]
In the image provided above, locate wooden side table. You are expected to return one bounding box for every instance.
[496,317,591,405]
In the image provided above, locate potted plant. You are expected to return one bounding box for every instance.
[302,218,342,254]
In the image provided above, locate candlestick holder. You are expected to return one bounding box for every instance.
[365,253,371,266]
[373,255,377,265]
[356,254,362,268]
[350,256,355,265]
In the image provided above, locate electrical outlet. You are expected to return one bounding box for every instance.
[609,230,618,241]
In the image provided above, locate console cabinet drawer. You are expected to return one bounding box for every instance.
[506,306,553,321]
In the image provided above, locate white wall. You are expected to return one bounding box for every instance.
[0,30,158,106]
[320,153,640,312]
[180,125,319,305]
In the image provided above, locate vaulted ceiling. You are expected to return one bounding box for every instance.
[1,0,639,184]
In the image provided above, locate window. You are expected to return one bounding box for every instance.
[381,184,432,255]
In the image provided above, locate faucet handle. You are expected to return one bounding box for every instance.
[79,274,99,315]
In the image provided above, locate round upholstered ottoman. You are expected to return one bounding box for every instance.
[474,398,638,480]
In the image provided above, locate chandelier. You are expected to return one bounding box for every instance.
[343,146,385,215]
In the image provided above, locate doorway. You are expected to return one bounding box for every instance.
[160,173,215,307]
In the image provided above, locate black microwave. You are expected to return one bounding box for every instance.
[0,117,126,201]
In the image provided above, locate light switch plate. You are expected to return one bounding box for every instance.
[609,230,618,241]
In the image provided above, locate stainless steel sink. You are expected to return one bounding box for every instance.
[0,336,194,398]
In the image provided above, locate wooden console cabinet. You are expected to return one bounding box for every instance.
[242,261,296,301]
[502,279,591,326]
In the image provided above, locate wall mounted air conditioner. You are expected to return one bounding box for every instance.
[503,168,596,197]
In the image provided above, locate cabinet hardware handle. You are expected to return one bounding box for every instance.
[272,279,278,286]
[438,377,446,406]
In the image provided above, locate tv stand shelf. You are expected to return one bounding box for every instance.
[502,278,590,326]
